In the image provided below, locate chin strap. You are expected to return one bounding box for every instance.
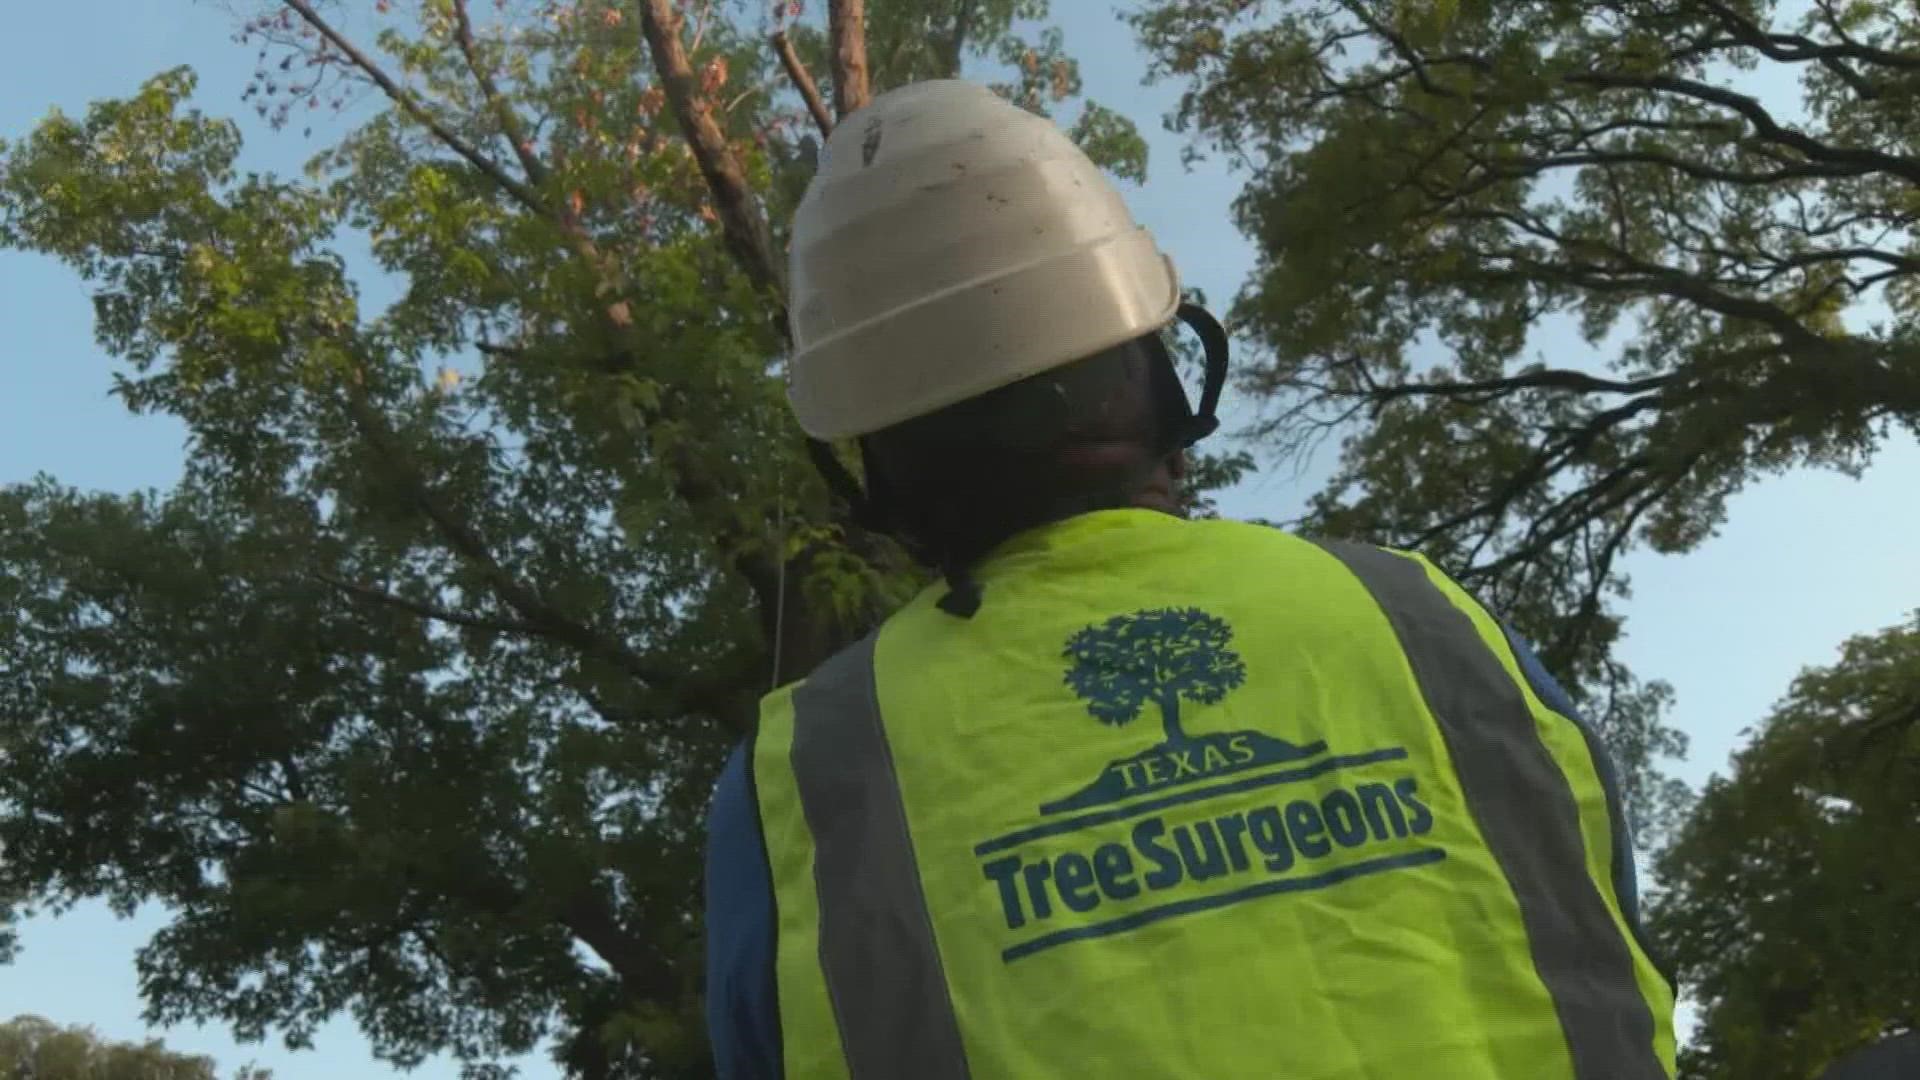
[1170,301,1230,449]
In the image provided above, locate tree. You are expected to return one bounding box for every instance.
[0,1015,270,1080]
[1647,612,1920,1080]
[1131,0,1920,839]
[0,2,1194,1077]
[1063,608,1248,744]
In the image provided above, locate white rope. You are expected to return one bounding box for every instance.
[770,457,788,691]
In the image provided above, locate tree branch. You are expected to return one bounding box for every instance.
[287,0,880,696]
[1703,0,1920,84]
[1567,70,1920,189]
[280,0,636,333]
[771,30,834,137]
[1541,468,1681,673]
[277,754,309,804]
[942,0,979,79]
[311,570,546,637]
[449,0,549,186]
[1479,145,1876,189]
[276,0,543,214]
[1696,0,1880,98]
[1483,442,1711,580]
[1334,0,1487,99]
[636,0,785,295]
[1409,393,1666,551]
[827,0,872,117]
[560,890,676,1000]
[635,0,905,688]
[332,380,711,704]
[1443,209,1833,350]
[474,340,525,361]
[1368,366,1674,407]
[448,870,681,1010]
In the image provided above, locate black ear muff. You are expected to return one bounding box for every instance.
[1173,302,1230,447]
[1144,336,1198,447]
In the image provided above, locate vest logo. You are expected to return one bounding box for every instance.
[1052,608,1326,814]
[969,608,1446,963]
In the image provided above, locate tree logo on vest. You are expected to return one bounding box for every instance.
[970,607,1444,963]
[1047,608,1326,814]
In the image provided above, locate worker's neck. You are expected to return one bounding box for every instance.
[946,480,1185,568]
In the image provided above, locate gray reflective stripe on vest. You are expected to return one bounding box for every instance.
[1315,540,1664,1080]
[788,633,972,1080]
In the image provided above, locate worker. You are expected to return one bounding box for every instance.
[704,79,1677,1079]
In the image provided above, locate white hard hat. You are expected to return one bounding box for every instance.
[785,80,1182,440]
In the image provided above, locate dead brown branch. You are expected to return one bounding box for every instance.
[636,0,784,295]
[773,29,834,137]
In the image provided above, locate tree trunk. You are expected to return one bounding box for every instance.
[828,0,872,117]
[1158,694,1187,745]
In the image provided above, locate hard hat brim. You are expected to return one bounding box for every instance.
[788,233,1180,440]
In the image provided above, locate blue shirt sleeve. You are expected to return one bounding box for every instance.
[1499,625,1664,980]
[705,740,782,1079]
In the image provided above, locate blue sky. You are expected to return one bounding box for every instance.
[3,2,1916,1077]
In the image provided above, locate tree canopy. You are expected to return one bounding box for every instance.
[1648,612,1920,1080]
[0,2,1182,1076]
[1134,0,1920,837]
[0,1015,269,1080]
[5,0,1911,1075]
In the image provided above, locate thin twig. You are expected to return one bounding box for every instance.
[277,0,542,213]
[449,0,548,185]
[1370,366,1674,405]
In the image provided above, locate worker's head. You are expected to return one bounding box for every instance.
[784,80,1228,613]
[856,327,1206,572]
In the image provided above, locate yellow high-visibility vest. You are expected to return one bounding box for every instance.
[751,510,1677,1079]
